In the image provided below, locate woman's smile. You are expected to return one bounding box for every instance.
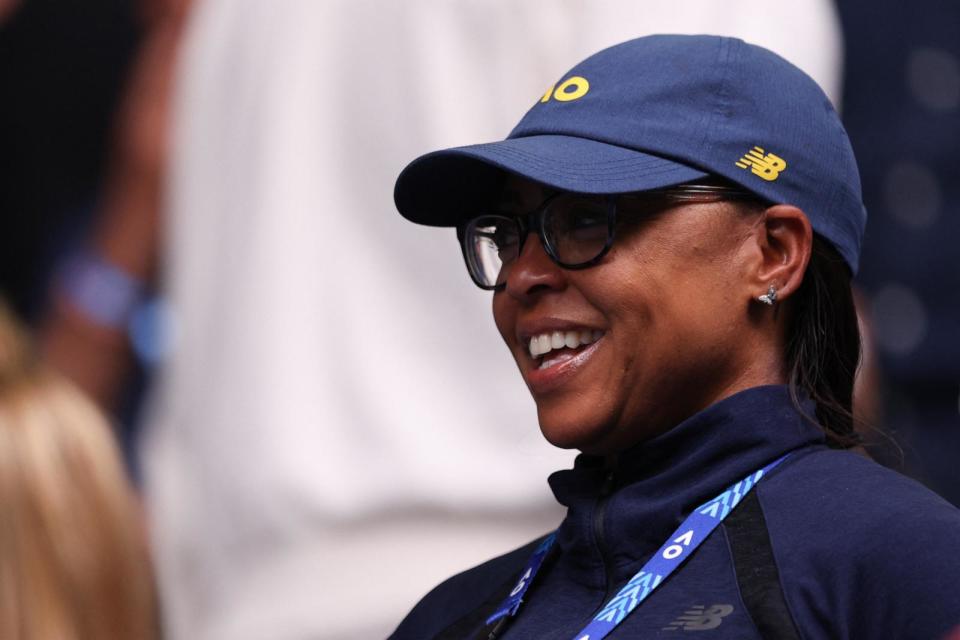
[523,329,605,392]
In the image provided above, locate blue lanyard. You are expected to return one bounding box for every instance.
[486,454,790,639]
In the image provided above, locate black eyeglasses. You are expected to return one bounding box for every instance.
[457,184,764,290]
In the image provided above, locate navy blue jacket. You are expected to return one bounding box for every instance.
[391,386,960,639]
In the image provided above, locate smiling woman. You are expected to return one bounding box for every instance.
[389,35,960,640]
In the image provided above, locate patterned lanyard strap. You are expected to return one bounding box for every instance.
[486,454,790,640]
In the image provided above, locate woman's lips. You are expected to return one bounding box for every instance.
[524,337,603,395]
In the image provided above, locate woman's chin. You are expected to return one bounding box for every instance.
[537,410,615,453]
[536,403,659,455]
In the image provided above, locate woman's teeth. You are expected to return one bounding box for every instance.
[528,329,603,359]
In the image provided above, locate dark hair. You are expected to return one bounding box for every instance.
[785,235,862,448]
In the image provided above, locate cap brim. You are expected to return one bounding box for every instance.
[394,134,709,226]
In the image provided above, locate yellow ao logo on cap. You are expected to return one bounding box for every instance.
[540,76,590,103]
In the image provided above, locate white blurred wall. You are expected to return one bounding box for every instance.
[143,2,842,638]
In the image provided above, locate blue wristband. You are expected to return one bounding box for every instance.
[59,251,144,329]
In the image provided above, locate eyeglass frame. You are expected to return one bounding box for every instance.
[456,183,767,291]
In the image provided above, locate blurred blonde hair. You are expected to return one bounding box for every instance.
[0,303,157,639]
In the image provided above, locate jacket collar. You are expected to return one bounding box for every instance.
[547,385,826,579]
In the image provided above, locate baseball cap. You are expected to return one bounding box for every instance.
[393,34,867,274]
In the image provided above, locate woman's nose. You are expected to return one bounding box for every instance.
[503,233,567,301]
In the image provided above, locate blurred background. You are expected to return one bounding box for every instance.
[0,0,957,638]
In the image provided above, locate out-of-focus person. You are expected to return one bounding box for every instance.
[39,0,191,473]
[0,0,18,23]
[836,0,960,505]
[0,0,139,324]
[144,1,843,638]
[0,302,158,640]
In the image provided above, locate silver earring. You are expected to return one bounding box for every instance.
[757,284,777,306]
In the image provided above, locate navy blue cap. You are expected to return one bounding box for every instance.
[394,34,867,274]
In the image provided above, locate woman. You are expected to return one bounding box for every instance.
[0,304,158,640]
[389,35,960,639]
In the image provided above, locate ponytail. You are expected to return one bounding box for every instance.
[786,236,862,448]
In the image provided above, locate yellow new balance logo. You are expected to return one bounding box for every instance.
[735,146,787,181]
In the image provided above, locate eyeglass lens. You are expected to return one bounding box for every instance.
[464,194,611,288]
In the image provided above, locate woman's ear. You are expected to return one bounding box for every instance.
[748,204,813,303]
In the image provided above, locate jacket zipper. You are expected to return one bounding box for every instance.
[591,469,618,616]
[488,472,618,640]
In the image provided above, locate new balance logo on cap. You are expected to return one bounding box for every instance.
[662,604,734,631]
[735,146,787,181]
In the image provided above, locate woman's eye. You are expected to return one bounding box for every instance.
[563,212,606,240]
[570,213,605,229]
